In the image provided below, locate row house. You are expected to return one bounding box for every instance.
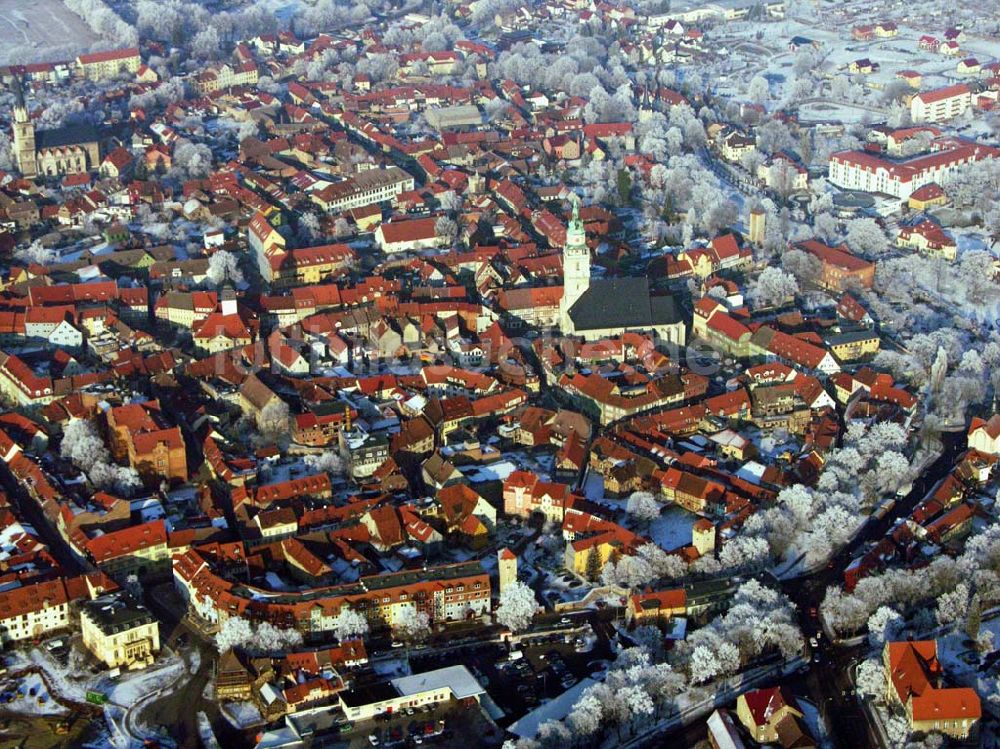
[692,298,752,358]
[751,326,840,375]
[76,48,141,81]
[174,550,490,634]
[84,520,171,582]
[0,573,116,646]
[309,167,414,213]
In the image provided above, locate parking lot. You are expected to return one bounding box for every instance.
[345,699,501,749]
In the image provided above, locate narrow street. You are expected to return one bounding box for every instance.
[776,432,964,748]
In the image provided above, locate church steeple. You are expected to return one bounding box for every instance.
[560,195,590,332]
[11,77,37,178]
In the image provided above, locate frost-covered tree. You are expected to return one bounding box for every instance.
[855,658,885,699]
[435,216,458,243]
[846,217,889,256]
[626,491,660,529]
[603,553,655,589]
[191,26,222,60]
[65,0,138,47]
[215,616,254,653]
[748,267,799,308]
[495,581,537,632]
[256,622,304,653]
[298,212,321,241]
[14,240,58,266]
[813,212,840,243]
[874,451,911,496]
[61,419,110,471]
[567,689,604,738]
[256,399,290,438]
[781,248,822,285]
[689,645,723,685]
[936,583,970,628]
[867,606,903,648]
[303,450,345,475]
[332,218,352,239]
[89,462,143,496]
[331,607,369,642]
[392,607,431,645]
[885,715,909,746]
[205,251,244,286]
[747,76,770,105]
[172,140,214,178]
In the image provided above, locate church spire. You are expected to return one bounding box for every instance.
[12,76,27,122]
[560,195,591,332]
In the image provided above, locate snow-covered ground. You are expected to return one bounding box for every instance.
[938,614,1000,706]
[648,506,697,552]
[0,0,101,65]
[5,643,190,714]
[1,671,66,716]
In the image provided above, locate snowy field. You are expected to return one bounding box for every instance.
[0,0,100,65]
[797,101,884,125]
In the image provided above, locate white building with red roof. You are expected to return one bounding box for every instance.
[828,140,998,199]
[911,83,972,123]
[76,48,141,81]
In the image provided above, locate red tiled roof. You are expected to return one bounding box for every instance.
[911,688,981,722]
[915,83,970,104]
[87,520,167,563]
[78,47,139,65]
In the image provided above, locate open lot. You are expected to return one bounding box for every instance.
[0,0,100,64]
[0,712,96,749]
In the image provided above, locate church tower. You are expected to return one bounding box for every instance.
[560,197,590,333]
[12,79,37,179]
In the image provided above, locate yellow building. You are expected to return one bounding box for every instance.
[824,330,880,362]
[625,589,686,626]
[76,48,141,81]
[884,641,981,740]
[80,595,160,669]
[497,548,517,594]
[86,520,171,582]
[736,687,807,744]
[193,62,259,94]
[908,183,948,211]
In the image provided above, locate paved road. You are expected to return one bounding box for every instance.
[137,583,249,748]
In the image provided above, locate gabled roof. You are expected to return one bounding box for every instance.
[741,686,799,728]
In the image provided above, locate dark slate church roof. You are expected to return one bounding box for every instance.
[568,277,681,331]
[35,123,99,151]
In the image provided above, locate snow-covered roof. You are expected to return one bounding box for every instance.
[391,665,483,700]
[507,678,596,739]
